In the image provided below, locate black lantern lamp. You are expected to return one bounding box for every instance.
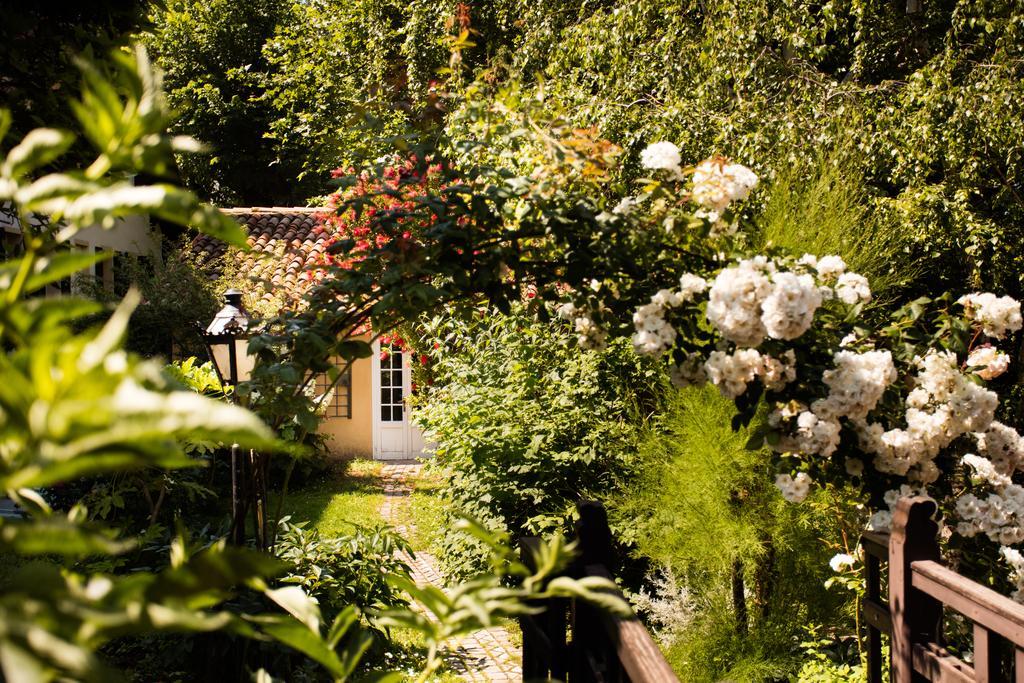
[202,289,254,388]
[201,288,260,547]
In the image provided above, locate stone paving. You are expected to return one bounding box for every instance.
[380,461,523,682]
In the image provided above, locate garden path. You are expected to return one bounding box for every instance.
[380,462,523,682]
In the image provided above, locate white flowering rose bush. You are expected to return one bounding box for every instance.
[547,142,1024,598]
[326,100,1024,600]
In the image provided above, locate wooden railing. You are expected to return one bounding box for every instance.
[863,496,1024,682]
[520,501,679,682]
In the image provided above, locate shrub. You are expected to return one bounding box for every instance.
[415,308,668,577]
[274,518,413,618]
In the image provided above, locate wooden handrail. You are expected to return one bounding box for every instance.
[519,501,680,682]
[584,564,679,683]
[912,560,1024,648]
[862,496,1024,682]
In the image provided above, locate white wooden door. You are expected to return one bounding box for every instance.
[371,341,423,460]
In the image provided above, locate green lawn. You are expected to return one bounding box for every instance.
[395,467,447,553]
[277,459,386,536]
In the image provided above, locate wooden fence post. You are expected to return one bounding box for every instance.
[573,501,622,682]
[889,497,942,683]
[520,536,568,681]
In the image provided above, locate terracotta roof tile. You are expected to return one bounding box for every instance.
[189,207,326,306]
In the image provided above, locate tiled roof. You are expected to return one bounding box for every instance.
[190,208,326,304]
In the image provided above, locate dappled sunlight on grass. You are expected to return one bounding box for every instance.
[395,467,447,554]
[277,459,386,536]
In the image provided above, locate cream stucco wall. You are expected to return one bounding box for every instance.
[1,212,157,255]
[73,214,158,255]
[320,349,374,458]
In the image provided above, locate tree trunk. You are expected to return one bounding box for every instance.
[732,559,748,635]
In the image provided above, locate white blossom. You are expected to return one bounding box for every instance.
[967,345,1011,380]
[859,350,997,481]
[670,353,708,388]
[834,272,872,305]
[632,301,676,356]
[963,453,1013,489]
[641,142,683,175]
[956,483,1024,546]
[974,422,1024,474]
[691,158,758,212]
[678,273,708,300]
[651,289,684,308]
[761,350,797,391]
[775,472,812,503]
[556,302,577,320]
[761,272,822,340]
[704,348,762,398]
[815,350,897,421]
[959,292,1023,339]
[829,553,856,572]
[575,315,607,350]
[613,196,638,215]
[815,255,847,279]
[1001,547,1024,602]
[706,259,773,347]
[868,486,930,531]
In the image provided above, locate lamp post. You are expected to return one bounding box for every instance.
[201,289,263,547]
[202,289,253,388]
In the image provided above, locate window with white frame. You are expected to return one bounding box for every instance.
[379,346,404,422]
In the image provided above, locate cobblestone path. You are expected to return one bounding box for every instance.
[380,461,523,682]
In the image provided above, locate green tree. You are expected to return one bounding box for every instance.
[0,0,147,163]
[144,0,301,205]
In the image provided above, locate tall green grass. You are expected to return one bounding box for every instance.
[611,386,863,681]
[757,150,914,294]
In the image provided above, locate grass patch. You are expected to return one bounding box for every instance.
[356,627,464,682]
[277,458,386,537]
[395,467,447,554]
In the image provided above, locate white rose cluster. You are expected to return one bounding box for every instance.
[691,158,759,213]
[767,350,894,461]
[956,482,1024,546]
[768,405,841,457]
[669,352,707,388]
[959,292,1023,339]
[556,302,608,351]
[1000,547,1024,602]
[575,315,607,350]
[857,349,998,483]
[705,256,870,348]
[954,423,1024,550]
[760,272,823,340]
[774,472,812,503]
[706,257,775,347]
[867,485,929,531]
[703,348,796,398]
[815,350,897,422]
[640,141,683,175]
[633,301,677,355]
[974,422,1024,474]
[631,276,708,357]
[835,272,872,305]
[704,348,763,398]
[967,345,1011,380]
